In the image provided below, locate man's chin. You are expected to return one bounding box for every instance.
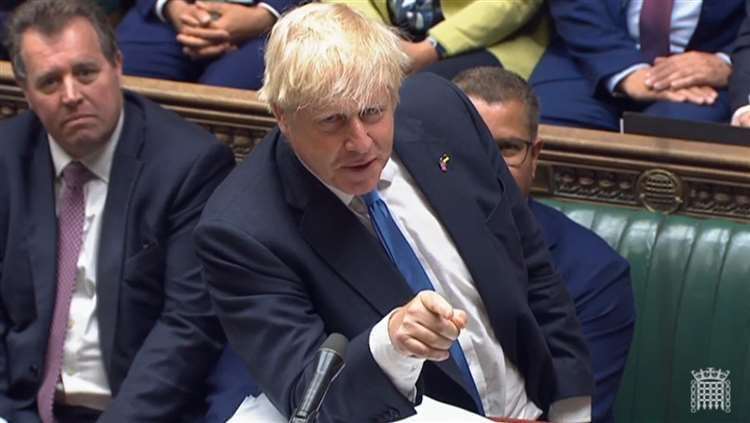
[335,177,379,196]
[56,133,107,158]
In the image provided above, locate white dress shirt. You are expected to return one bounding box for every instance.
[607,0,730,92]
[45,111,124,411]
[314,156,591,422]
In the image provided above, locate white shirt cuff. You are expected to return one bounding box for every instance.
[547,396,591,423]
[258,2,281,19]
[716,52,732,65]
[607,63,650,94]
[369,309,424,402]
[0,417,7,423]
[731,104,750,125]
[155,0,170,22]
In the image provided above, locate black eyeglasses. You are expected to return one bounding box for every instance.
[497,138,533,167]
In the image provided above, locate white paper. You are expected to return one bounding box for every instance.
[227,393,488,422]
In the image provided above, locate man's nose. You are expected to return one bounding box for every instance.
[344,118,372,153]
[61,77,82,106]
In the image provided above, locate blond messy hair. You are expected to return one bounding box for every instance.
[258,3,409,114]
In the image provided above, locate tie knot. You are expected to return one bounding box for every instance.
[62,161,94,189]
[361,190,381,207]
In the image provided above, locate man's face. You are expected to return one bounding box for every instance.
[469,97,541,197]
[19,17,123,159]
[275,98,395,196]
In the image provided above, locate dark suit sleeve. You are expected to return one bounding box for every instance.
[134,0,158,16]
[99,144,233,422]
[194,221,416,422]
[548,0,648,93]
[0,162,11,421]
[578,260,634,422]
[730,3,750,113]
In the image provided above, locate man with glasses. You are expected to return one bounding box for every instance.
[454,67,636,423]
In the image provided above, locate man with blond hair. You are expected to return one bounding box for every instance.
[196,3,593,422]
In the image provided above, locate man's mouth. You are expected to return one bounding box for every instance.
[344,157,376,169]
[63,114,95,126]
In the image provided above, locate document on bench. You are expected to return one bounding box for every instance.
[228,393,488,422]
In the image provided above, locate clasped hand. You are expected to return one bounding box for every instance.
[388,291,468,361]
[166,0,275,60]
[620,51,731,106]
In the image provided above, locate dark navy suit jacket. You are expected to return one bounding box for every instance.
[529,200,635,423]
[537,0,744,96]
[0,92,234,422]
[195,73,593,422]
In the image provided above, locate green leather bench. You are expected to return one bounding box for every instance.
[541,198,750,423]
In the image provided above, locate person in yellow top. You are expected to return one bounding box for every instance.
[326,0,548,80]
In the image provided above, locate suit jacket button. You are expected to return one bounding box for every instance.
[29,364,39,378]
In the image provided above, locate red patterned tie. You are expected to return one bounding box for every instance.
[640,0,674,61]
[37,161,94,423]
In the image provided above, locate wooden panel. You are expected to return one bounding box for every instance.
[3,60,750,221]
[537,125,750,222]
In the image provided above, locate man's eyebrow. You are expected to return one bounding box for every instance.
[495,137,530,144]
[34,68,61,84]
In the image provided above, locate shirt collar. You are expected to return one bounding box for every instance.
[48,110,124,183]
[296,153,398,207]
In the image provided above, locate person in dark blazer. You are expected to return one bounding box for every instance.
[195,4,592,422]
[115,0,299,89]
[454,67,636,423]
[0,0,234,421]
[730,1,750,127]
[0,0,23,59]
[531,0,744,131]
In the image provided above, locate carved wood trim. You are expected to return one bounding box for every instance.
[536,125,750,222]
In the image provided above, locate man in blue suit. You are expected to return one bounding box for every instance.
[196,3,593,422]
[454,67,636,423]
[0,0,235,421]
[116,0,299,89]
[531,0,745,131]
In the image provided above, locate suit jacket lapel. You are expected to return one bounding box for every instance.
[97,95,144,372]
[276,134,414,318]
[395,118,522,364]
[27,131,58,333]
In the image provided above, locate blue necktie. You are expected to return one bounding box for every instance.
[362,190,485,416]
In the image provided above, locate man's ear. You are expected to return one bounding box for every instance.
[272,105,290,136]
[114,51,124,77]
[530,137,543,179]
[17,82,33,111]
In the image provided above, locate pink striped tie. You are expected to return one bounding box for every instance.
[37,161,93,423]
[640,0,674,61]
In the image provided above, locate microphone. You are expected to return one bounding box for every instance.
[289,333,348,423]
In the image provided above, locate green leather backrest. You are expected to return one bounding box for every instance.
[540,199,750,423]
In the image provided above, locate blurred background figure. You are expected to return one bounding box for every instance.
[531,0,744,131]
[327,0,549,80]
[116,0,299,89]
